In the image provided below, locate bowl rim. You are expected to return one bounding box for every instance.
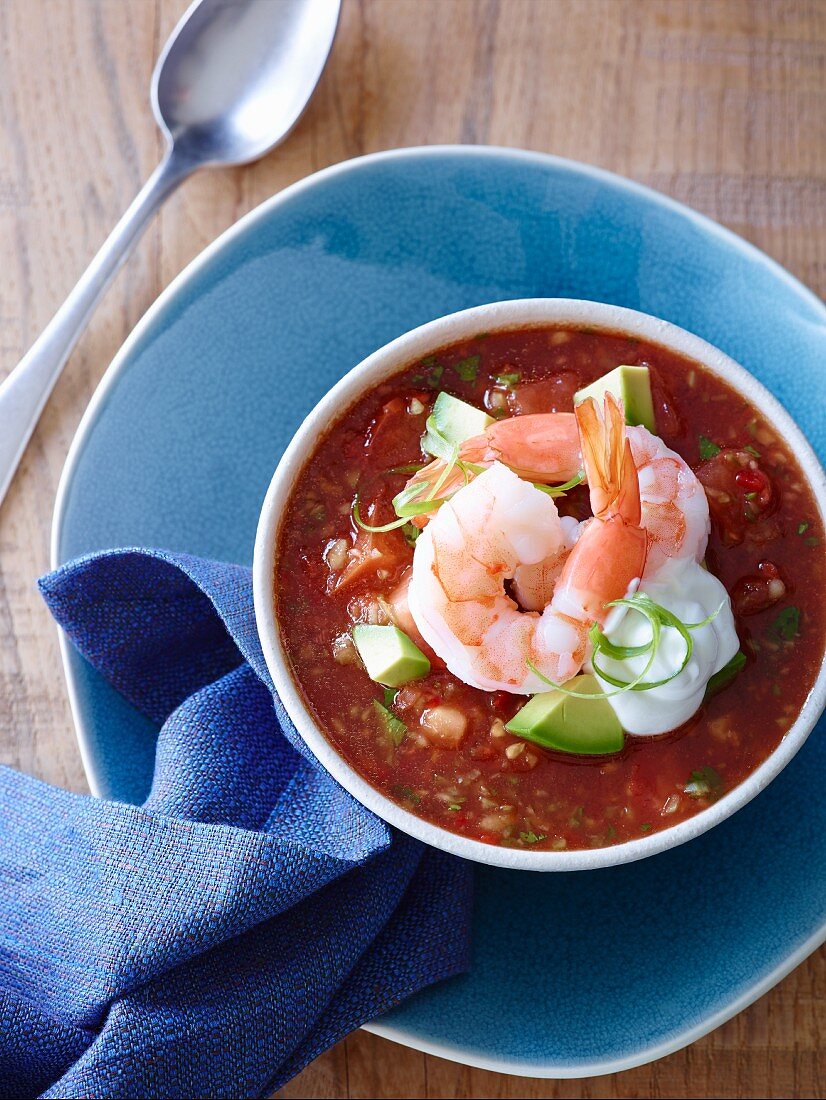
[253,297,826,872]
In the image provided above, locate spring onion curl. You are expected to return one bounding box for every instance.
[527,594,724,700]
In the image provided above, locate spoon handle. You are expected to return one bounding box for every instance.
[0,147,194,510]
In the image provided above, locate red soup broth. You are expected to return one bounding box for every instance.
[275,326,826,852]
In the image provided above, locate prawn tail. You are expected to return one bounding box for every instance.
[576,393,642,525]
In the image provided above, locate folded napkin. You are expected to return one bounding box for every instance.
[0,549,473,1099]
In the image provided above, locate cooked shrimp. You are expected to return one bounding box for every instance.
[407,396,647,694]
[404,412,582,521]
[627,427,709,576]
[404,404,710,578]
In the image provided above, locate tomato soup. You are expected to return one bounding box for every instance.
[275,327,826,852]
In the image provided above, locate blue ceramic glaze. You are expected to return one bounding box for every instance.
[53,148,826,1076]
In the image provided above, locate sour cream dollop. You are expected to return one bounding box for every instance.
[588,558,739,736]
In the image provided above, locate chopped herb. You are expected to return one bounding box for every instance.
[383,687,396,709]
[684,765,723,800]
[495,371,521,387]
[453,355,480,382]
[640,822,652,833]
[392,783,420,806]
[490,406,508,419]
[744,491,757,501]
[744,443,761,458]
[373,701,407,747]
[413,356,444,387]
[704,651,746,700]
[519,831,546,845]
[766,606,800,641]
[386,463,425,475]
[401,522,420,548]
[448,803,462,812]
[798,522,810,535]
[699,435,721,460]
[569,805,584,827]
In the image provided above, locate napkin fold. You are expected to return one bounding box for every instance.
[0,549,473,1099]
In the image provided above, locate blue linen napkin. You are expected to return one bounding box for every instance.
[0,549,473,1099]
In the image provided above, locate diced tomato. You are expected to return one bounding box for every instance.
[334,488,409,590]
[730,560,787,616]
[507,373,581,415]
[696,449,777,546]
[364,395,429,468]
[648,365,685,438]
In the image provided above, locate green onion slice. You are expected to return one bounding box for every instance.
[528,594,723,699]
[532,470,586,497]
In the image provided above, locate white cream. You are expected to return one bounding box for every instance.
[588,558,739,736]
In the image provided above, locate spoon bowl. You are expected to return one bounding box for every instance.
[154,0,341,165]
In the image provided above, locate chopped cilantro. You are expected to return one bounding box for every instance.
[392,784,420,805]
[401,522,420,548]
[569,805,584,828]
[698,435,721,460]
[495,371,521,387]
[798,522,810,535]
[684,765,723,800]
[453,355,480,382]
[766,606,800,642]
[413,356,444,387]
[383,687,396,708]
[519,831,546,845]
[640,822,652,833]
[744,443,761,458]
[448,803,463,812]
[373,701,407,747]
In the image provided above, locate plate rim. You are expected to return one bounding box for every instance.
[51,143,826,1079]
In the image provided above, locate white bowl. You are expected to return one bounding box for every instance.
[253,298,826,871]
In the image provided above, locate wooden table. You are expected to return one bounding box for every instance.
[1,1,824,1096]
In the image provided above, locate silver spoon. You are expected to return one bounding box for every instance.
[0,0,340,509]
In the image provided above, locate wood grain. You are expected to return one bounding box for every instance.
[1,1,824,1096]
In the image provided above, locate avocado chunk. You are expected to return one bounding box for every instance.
[352,624,431,687]
[574,365,656,433]
[505,674,624,755]
[423,391,494,457]
[704,651,746,700]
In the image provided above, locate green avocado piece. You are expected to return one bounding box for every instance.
[505,674,624,755]
[423,391,494,457]
[352,624,430,687]
[574,364,656,433]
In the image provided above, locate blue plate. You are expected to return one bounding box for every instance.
[54,147,826,1077]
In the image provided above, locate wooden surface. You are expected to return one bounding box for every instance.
[1,0,824,1096]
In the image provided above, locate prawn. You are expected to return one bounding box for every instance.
[406,396,647,694]
[404,413,582,522]
[404,404,710,581]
